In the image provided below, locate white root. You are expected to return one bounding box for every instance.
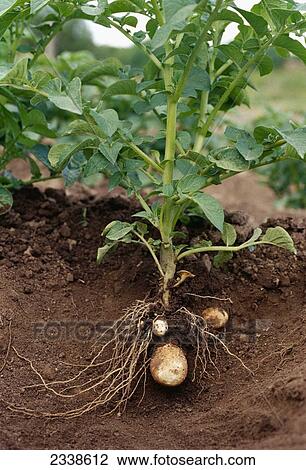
[7,301,251,418]
[9,300,155,418]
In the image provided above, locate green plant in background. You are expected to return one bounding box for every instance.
[251,109,306,209]
[262,159,306,208]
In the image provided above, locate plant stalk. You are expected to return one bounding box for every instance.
[193,90,209,152]
[163,97,177,185]
[160,243,177,308]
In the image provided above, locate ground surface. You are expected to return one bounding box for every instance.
[0,186,305,450]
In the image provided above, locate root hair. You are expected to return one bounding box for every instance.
[8,300,155,418]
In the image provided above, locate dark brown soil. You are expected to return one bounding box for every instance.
[0,187,305,450]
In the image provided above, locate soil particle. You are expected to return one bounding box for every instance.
[59,224,72,238]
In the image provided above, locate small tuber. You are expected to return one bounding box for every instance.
[152,317,168,337]
[201,307,229,329]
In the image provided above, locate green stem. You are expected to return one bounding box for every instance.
[177,240,280,261]
[135,192,153,215]
[202,155,294,189]
[193,90,209,152]
[119,136,163,173]
[173,0,223,101]
[133,230,165,277]
[139,168,160,186]
[214,59,233,79]
[0,83,48,97]
[265,139,286,150]
[172,200,190,228]
[160,243,176,307]
[163,97,177,185]
[4,175,62,189]
[106,18,162,70]
[151,0,164,26]
[199,38,275,140]
[152,108,185,155]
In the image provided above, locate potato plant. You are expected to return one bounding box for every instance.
[1,0,306,415]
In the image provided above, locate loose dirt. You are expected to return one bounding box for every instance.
[0,187,305,449]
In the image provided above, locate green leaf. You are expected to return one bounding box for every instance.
[177,131,191,151]
[44,77,83,115]
[0,11,17,39]
[213,251,233,268]
[253,126,279,143]
[135,221,148,236]
[219,44,244,66]
[243,38,260,50]
[106,0,139,14]
[270,8,299,28]
[48,138,97,170]
[209,148,249,172]
[225,126,249,142]
[103,79,137,97]
[31,144,53,170]
[164,0,196,21]
[62,152,86,187]
[234,7,268,37]
[0,186,13,215]
[247,227,262,244]
[63,120,100,137]
[104,221,134,241]
[30,0,50,14]
[182,67,210,98]
[222,223,237,246]
[192,193,224,232]
[276,127,306,159]
[99,142,123,164]
[55,2,75,15]
[0,57,28,83]
[28,156,41,179]
[97,242,117,264]
[0,1,19,17]
[162,183,174,197]
[90,108,120,137]
[274,35,306,64]
[23,109,56,138]
[258,55,274,76]
[151,5,195,50]
[261,227,296,254]
[184,151,210,169]
[215,9,244,25]
[122,16,138,27]
[173,159,199,180]
[108,172,121,190]
[285,144,302,160]
[236,135,264,161]
[177,175,206,193]
[77,58,121,83]
[83,152,111,177]
[81,0,106,15]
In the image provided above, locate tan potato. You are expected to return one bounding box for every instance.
[150,343,188,387]
[201,307,229,329]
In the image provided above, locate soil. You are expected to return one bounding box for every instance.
[0,187,305,450]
